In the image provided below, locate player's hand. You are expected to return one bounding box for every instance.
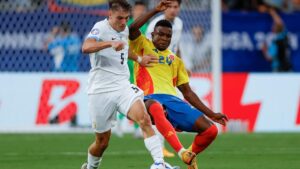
[210,113,228,126]
[155,0,173,12]
[139,54,158,67]
[261,43,267,52]
[111,41,125,51]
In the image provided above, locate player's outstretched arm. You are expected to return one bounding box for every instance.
[128,49,158,67]
[82,38,124,54]
[178,83,228,126]
[269,8,284,28]
[129,0,173,40]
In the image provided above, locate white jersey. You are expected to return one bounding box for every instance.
[146,15,183,54]
[86,19,130,94]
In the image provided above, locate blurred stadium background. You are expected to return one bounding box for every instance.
[0,0,300,169]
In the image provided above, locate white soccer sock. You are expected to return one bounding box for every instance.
[87,152,102,169]
[177,148,186,159]
[152,125,165,147]
[144,135,164,163]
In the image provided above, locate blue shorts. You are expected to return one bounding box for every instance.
[144,94,204,132]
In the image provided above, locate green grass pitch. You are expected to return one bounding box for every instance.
[0,132,299,169]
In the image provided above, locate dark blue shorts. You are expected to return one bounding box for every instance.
[144,94,204,132]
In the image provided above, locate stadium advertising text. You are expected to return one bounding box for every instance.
[0,73,299,132]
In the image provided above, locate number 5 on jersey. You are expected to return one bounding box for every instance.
[131,86,139,93]
[120,53,124,65]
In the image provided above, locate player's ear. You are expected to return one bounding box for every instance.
[108,10,112,18]
[151,32,154,39]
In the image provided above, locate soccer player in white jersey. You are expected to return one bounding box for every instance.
[146,0,182,56]
[80,1,167,169]
[146,0,183,157]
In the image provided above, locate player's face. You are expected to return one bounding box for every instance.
[152,26,172,51]
[109,10,130,32]
[164,1,180,20]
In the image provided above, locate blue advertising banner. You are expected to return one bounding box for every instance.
[222,12,300,72]
[0,6,299,72]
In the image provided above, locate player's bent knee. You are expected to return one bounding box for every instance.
[206,125,218,140]
[145,99,161,113]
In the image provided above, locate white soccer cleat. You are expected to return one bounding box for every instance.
[150,162,166,169]
[81,162,87,169]
[150,162,180,169]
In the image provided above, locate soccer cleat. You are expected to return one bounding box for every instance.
[81,163,87,169]
[187,158,198,169]
[81,162,98,169]
[165,162,180,169]
[163,147,175,157]
[151,162,166,169]
[180,150,196,165]
[187,145,198,169]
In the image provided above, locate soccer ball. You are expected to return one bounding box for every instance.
[150,162,179,169]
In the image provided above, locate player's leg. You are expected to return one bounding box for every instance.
[127,99,165,164]
[84,131,111,169]
[145,99,195,165]
[187,116,218,169]
[82,93,117,169]
[150,95,217,169]
[152,125,175,157]
[118,84,165,166]
[146,101,174,157]
[190,116,218,155]
[133,121,143,138]
[145,100,183,153]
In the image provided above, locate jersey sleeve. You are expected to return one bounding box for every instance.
[86,22,103,41]
[176,58,189,86]
[129,34,147,56]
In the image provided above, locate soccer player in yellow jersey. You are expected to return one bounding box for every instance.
[129,1,228,169]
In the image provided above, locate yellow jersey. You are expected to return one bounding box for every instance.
[130,34,189,96]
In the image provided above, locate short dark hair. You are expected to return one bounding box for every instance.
[154,20,172,29]
[175,0,182,5]
[109,0,131,12]
[134,1,146,6]
[60,21,71,33]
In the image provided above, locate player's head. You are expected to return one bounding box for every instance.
[132,1,147,20]
[108,0,131,32]
[151,20,172,51]
[192,25,204,42]
[164,0,181,21]
[59,21,71,34]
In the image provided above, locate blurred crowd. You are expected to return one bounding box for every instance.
[0,0,44,12]
[222,0,300,12]
[1,0,300,13]
[0,0,298,72]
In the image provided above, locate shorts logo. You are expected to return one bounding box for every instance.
[91,28,99,35]
[36,79,80,125]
